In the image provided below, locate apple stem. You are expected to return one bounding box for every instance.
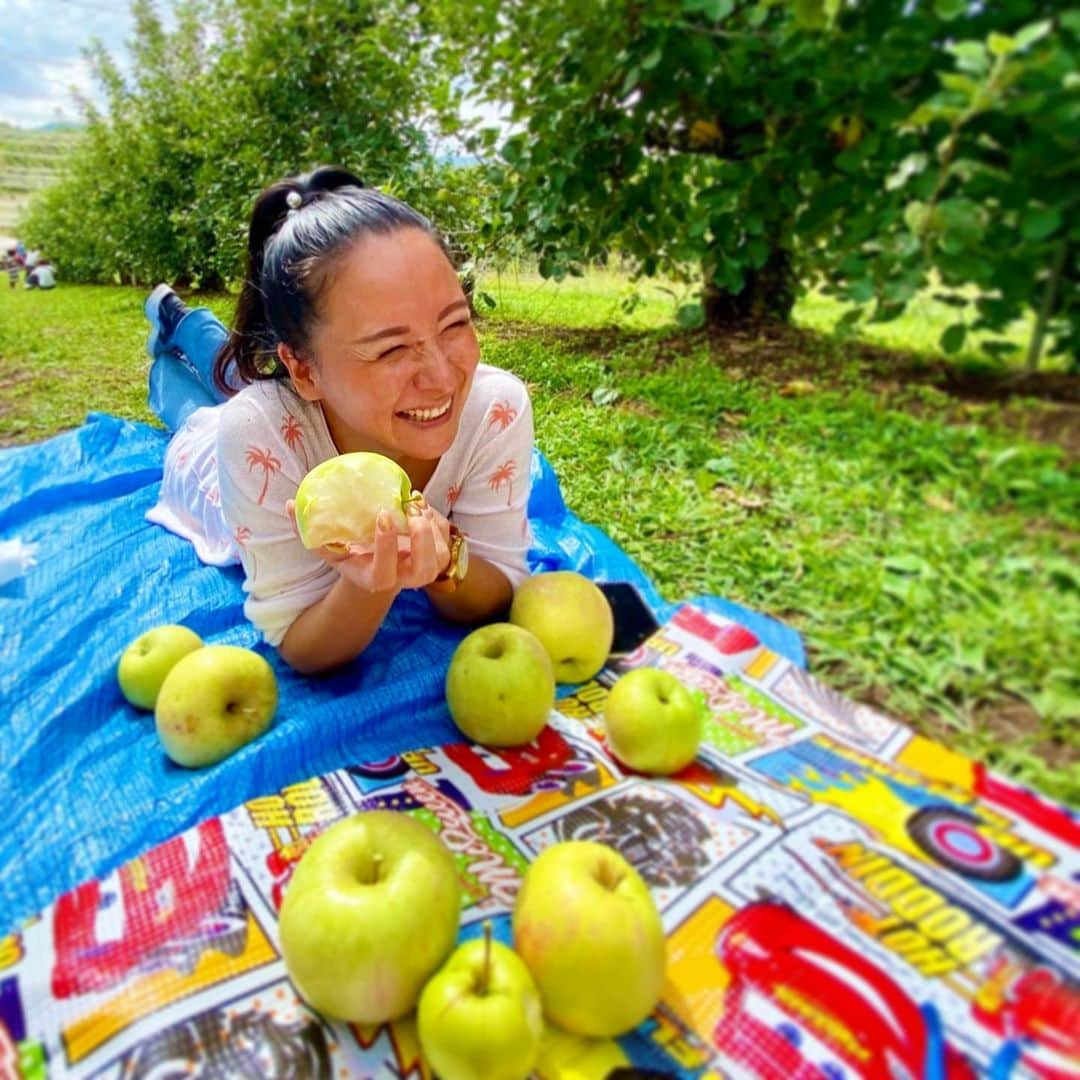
[479,919,493,996]
[370,852,384,885]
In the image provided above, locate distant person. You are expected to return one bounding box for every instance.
[25,258,55,290]
[3,248,18,289]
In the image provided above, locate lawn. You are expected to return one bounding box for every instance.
[1,271,1077,803]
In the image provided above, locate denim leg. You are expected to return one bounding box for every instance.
[148,351,221,433]
[170,309,232,396]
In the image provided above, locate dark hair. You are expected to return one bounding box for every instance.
[214,165,457,394]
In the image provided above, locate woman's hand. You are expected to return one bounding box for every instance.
[286,494,451,594]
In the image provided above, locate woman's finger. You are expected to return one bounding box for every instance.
[407,507,438,576]
[369,511,403,592]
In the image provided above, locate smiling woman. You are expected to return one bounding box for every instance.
[145,166,535,675]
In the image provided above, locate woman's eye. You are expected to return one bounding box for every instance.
[441,320,469,334]
[377,344,408,360]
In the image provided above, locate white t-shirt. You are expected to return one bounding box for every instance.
[30,264,54,288]
[148,363,534,645]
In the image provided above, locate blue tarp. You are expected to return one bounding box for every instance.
[0,413,804,933]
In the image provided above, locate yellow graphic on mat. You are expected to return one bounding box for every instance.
[62,911,277,1064]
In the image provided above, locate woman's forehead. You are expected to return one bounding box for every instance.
[329,231,459,303]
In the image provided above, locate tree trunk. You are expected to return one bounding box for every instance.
[701,245,796,330]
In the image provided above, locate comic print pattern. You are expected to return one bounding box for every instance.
[2,604,1077,1079]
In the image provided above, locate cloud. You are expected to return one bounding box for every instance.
[0,0,135,126]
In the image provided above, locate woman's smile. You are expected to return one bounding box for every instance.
[397,397,453,424]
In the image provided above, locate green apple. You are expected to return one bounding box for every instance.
[279,811,462,1024]
[154,645,278,768]
[445,623,555,747]
[534,1021,630,1079]
[418,920,543,1080]
[293,451,420,551]
[603,667,705,775]
[117,623,203,710]
[513,840,666,1038]
[509,571,614,683]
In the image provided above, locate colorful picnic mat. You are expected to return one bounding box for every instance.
[2,604,1077,1079]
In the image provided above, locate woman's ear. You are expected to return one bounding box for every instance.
[277,342,321,402]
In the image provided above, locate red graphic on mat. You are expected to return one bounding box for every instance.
[673,606,760,655]
[713,902,976,1079]
[444,726,574,796]
[51,819,233,998]
[973,961,1080,1080]
[974,765,1080,850]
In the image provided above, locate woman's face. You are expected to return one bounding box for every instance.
[283,227,480,468]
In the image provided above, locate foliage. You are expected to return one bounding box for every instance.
[435,0,1077,364]
[1,275,1076,802]
[20,0,467,288]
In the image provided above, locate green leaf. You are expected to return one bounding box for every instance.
[1021,207,1062,241]
[848,279,876,303]
[683,0,735,18]
[884,554,933,576]
[937,198,982,243]
[940,72,979,95]
[676,301,705,328]
[591,386,621,407]
[948,41,990,76]
[987,33,1016,57]
[1015,20,1052,51]
[641,46,664,70]
[904,200,932,236]
[934,0,967,18]
[941,323,967,354]
[792,0,827,30]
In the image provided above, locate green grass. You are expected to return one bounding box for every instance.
[1,274,1077,803]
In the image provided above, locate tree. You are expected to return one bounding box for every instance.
[23,0,466,288]
[435,0,1077,364]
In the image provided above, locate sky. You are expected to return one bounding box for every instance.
[0,0,507,144]
[0,0,135,128]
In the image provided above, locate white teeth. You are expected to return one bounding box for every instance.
[400,400,451,421]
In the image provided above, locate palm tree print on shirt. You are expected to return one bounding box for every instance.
[280,413,308,471]
[447,482,462,510]
[245,447,282,506]
[488,400,518,431]
[488,460,517,508]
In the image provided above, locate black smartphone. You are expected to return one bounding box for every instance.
[598,581,662,656]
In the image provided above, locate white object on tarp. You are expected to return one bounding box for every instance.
[0,538,38,586]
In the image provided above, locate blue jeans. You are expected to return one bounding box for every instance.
[147,306,231,433]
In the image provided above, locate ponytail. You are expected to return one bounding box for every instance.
[213,165,451,396]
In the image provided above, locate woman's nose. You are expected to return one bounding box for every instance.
[414,339,455,387]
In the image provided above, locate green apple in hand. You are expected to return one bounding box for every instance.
[279,811,461,1024]
[603,667,706,775]
[445,623,555,747]
[293,451,420,551]
[154,644,277,767]
[510,571,614,683]
[513,840,666,1037]
[117,623,203,710]
[418,920,543,1080]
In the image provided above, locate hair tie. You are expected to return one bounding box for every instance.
[285,190,303,216]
